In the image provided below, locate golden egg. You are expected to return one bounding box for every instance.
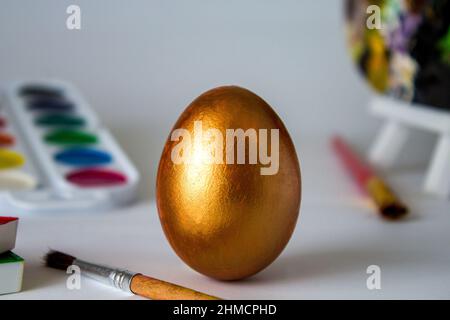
[156,86,301,280]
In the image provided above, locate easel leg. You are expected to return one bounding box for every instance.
[369,121,410,168]
[424,134,450,198]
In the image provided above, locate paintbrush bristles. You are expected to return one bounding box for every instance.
[44,250,76,270]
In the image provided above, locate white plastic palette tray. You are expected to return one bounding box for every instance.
[0,80,139,213]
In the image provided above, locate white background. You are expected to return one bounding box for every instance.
[0,0,449,299]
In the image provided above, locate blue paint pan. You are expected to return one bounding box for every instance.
[54,147,113,166]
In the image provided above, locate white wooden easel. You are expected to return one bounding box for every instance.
[369,95,450,198]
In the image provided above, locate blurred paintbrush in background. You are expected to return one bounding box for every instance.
[331,135,409,220]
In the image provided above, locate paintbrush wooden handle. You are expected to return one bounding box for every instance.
[130,274,221,300]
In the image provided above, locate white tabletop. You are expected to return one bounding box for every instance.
[2,138,450,300]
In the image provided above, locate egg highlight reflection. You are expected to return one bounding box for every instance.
[156,86,301,280]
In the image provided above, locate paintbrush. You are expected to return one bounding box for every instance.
[331,135,409,219]
[44,250,221,300]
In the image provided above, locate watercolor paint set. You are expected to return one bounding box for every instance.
[0,80,139,213]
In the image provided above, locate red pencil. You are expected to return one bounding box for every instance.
[331,135,408,219]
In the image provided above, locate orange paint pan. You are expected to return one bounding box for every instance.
[0,132,15,147]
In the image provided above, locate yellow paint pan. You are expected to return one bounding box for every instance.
[0,150,25,170]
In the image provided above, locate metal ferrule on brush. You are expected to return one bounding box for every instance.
[73,259,137,293]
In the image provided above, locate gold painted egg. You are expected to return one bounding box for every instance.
[156,86,301,280]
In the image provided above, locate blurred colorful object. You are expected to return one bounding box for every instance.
[346,0,450,111]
